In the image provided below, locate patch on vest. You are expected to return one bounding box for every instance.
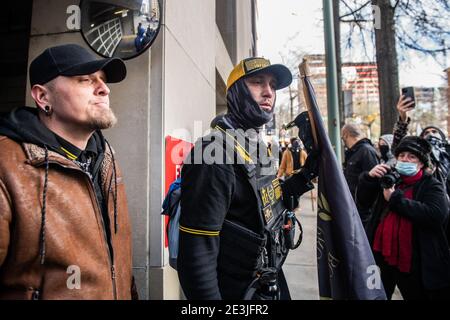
[259,178,282,208]
[259,178,283,224]
[263,205,273,224]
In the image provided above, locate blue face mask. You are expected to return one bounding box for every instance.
[395,161,419,176]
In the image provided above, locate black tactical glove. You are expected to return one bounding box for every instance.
[301,149,319,180]
[294,111,315,155]
[280,150,319,210]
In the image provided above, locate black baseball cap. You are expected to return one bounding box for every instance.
[29,44,127,86]
[226,57,293,91]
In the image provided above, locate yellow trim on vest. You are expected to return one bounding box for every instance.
[60,147,77,160]
[235,145,253,163]
[215,125,253,164]
[179,225,220,236]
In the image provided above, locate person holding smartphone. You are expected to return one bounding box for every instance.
[392,89,450,250]
[357,136,450,299]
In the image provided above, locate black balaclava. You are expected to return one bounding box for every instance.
[379,134,393,162]
[291,139,300,152]
[379,144,390,161]
[225,77,275,131]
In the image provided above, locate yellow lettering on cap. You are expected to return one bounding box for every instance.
[244,58,270,73]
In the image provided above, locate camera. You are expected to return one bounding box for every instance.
[380,167,402,189]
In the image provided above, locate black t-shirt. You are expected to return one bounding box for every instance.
[55,134,99,175]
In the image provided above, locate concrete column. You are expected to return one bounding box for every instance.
[235,0,255,61]
[147,0,217,299]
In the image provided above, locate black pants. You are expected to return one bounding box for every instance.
[375,252,450,300]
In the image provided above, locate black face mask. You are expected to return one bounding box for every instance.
[225,78,275,130]
[291,140,300,151]
[379,144,389,160]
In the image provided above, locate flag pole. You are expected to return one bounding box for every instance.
[299,59,319,149]
[322,0,342,164]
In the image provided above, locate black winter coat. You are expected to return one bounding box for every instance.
[356,171,450,290]
[343,138,379,199]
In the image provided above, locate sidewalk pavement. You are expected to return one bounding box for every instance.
[283,188,402,300]
[283,189,319,299]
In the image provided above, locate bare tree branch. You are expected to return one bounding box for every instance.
[340,18,373,23]
[401,42,450,54]
[339,0,371,19]
[342,0,449,64]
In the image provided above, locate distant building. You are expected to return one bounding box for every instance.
[342,62,379,117]
[409,86,448,136]
[298,54,380,136]
[298,54,447,139]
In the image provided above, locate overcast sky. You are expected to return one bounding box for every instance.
[257,0,448,88]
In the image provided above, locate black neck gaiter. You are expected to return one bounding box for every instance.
[225,79,274,131]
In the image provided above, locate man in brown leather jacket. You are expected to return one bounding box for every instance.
[0,44,135,299]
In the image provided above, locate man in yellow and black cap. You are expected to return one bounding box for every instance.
[224,57,292,130]
[177,58,318,300]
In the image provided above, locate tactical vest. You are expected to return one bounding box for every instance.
[207,126,301,300]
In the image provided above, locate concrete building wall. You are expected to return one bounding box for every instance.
[164,0,216,138]
[21,0,256,300]
[215,0,257,115]
[216,0,236,64]
[149,0,219,300]
[235,0,256,59]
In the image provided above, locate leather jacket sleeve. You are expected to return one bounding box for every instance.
[0,179,12,267]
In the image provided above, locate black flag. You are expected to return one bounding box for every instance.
[299,60,386,300]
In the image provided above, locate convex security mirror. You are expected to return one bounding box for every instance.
[80,0,161,59]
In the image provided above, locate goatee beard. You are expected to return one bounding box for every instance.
[88,108,118,130]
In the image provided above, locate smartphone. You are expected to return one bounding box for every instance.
[401,87,415,108]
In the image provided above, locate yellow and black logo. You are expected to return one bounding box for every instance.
[244,58,270,73]
[260,178,282,208]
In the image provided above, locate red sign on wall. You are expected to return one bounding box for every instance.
[164,136,193,247]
